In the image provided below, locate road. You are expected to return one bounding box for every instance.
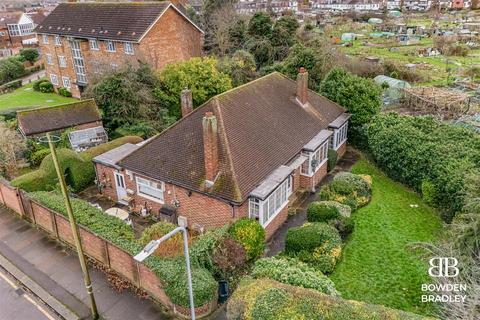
[0,267,58,320]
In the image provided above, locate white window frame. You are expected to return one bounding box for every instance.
[42,34,48,44]
[106,41,116,52]
[331,122,348,150]
[58,55,66,68]
[62,76,70,88]
[300,140,329,177]
[54,35,61,46]
[89,39,99,50]
[136,176,165,203]
[248,176,292,227]
[50,73,58,85]
[124,41,134,55]
[46,53,53,65]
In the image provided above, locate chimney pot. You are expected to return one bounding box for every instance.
[180,89,193,118]
[202,112,219,186]
[296,67,308,105]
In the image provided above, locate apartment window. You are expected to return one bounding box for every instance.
[50,74,58,85]
[58,55,66,68]
[7,25,20,36]
[54,35,61,46]
[136,176,165,203]
[62,76,70,88]
[248,177,291,227]
[124,42,134,55]
[42,34,48,44]
[89,39,99,50]
[106,41,116,52]
[46,54,53,65]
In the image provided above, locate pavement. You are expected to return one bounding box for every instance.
[0,265,59,320]
[0,208,171,320]
[21,69,46,86]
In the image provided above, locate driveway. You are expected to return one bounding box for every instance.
[266,146,361,256]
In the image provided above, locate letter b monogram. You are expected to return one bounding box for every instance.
[428,257,459,277]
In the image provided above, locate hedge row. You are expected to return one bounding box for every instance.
[28,191,217,308]
[12,136,143,192]
[364,113,480,221]
[227,278,433,320]
[251,256,339,296]
[319,172,372,211]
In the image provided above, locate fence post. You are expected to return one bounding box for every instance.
[16,189,25,217]
[51,210,59,239]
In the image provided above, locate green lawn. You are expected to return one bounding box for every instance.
[330,159,443,316]
[0,82,76,112]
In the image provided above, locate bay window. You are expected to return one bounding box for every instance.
[331,122,348,150]
[249,176,292,227]
[301,140,329,176]
[136,176,165,203]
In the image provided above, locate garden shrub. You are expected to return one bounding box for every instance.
[29,191,218,308]
[228,218,265,261]
[285,222,342,273]
[190,225,229,274]
[212,236,247,279]
[328,216,355,240]
[251,256,339,296]
[39,81,54,93]
[30,149,50,167]
[12,136,143,192]
[319,172,372,211]
[33,78,49,91]
[327,148,338,171]
[139,221,182,257]
[227,278,432,320]
[58,87,72,97]
[364,113,480,221]
[307,201,348,222]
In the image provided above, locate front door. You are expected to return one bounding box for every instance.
[114,172,127,204]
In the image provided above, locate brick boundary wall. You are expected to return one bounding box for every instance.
[0,178,215,319]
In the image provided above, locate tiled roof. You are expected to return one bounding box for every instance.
[120,72,345,204]
[34,2,171,42]
[17,99,101,136]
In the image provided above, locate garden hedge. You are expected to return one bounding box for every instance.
[364,113,480,221]
[227,278,434,320]
[307,201,351,222]
[28,191,218,308]
[228,218,265,261]
[12,136,143,192]
[285,222,342,274]
[251,256,339,296]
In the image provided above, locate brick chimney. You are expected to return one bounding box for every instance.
[296,67,308,105]
[181,89,193,118]
[202,112,219,187]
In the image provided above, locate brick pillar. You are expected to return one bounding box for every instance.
[181,89,193,118]
[296,67,308,105]
[202,112,218,186]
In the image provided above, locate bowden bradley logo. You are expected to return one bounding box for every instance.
[421,257,467,303]
[428,257,459,278]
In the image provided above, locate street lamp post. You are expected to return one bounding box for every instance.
[45,132,99,319]
[134,226,195,320]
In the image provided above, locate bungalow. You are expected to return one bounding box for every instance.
[93,70,350,238]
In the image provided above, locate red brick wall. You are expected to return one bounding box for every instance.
[0,180,23,214]
[299,161,328,192]
[264,205,289,239]
[138,7,202,70]
[337,141,347,159]
[31,202,55,233]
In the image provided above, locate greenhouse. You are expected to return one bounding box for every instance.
[374,75,411,106]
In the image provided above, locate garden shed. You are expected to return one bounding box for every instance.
[374,75,411,106]
[341,33,356,42]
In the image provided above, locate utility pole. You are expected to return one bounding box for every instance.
[46,132,99,320]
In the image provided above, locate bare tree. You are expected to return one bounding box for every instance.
[0,122,26,179]
[206,4,238,56]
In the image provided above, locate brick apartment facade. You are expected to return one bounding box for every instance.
[93,70,350,239]
[0,12,38,57]
[34,2,203,98]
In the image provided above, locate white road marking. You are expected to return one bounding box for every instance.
[0,269,56,320]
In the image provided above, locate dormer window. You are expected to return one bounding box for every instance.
[106,41,116,52]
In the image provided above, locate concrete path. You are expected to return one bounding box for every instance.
[21,69,45,86]
[0,208,171,320]
[266,147,361,256]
